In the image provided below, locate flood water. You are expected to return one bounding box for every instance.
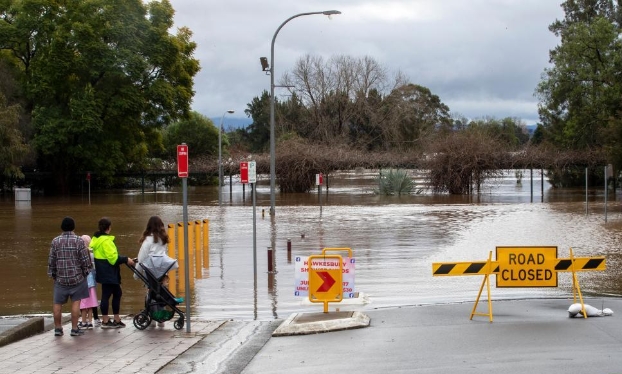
[1,169,621,321]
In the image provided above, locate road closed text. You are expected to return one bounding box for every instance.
[496,246,558,287]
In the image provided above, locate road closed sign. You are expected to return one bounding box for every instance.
[496,246,557,287]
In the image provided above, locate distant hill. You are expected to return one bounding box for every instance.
[526,124,537,136]
[211,117,252,130]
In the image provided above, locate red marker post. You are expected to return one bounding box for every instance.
[177,145,188,178]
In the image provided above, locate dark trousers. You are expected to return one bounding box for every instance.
[100,283,122,315]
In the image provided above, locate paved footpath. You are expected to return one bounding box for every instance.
[2,298,622,374]
[0,318,225,374]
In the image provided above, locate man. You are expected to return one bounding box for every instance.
[48,217,92,337]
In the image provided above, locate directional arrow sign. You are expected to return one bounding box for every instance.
[308,254,343,304]
[316,271,336,292]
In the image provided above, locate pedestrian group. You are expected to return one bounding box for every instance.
[47,215,168,336]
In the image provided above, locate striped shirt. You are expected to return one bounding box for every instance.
[48,232,92,286]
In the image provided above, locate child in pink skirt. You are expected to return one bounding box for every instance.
[79,235,99,329]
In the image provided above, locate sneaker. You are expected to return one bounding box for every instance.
[77,322,87,329]
[94,319,102,327]
[70,329,85,336]
[114,320,126,328]
[100,320,115,329]
[54,328,63,336]
[86,323,93,329]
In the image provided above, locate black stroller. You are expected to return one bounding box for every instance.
[128,254,185,330]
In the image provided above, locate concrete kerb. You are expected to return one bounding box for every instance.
[0,317,45,347]
[0,314,73,347]
[272,310,370,336]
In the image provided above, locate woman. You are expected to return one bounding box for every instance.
[135,215,170,273]
[135,215,170,327]
[91,217,135,329]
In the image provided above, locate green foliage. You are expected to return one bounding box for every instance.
[468,117,530,149]
[162,112,219,159]
[0,92,27,179]
[375,169,414,196]
[0,0,200,192]
[537,2,622,152]
[385,84,452,150]
[243,90,271,153]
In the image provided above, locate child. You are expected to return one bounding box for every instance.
[79,235,99,329]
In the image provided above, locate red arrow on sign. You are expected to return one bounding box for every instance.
[316,271,336,292]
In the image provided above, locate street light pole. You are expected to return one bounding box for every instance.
[219,109,235,206]
[268,10,341,216]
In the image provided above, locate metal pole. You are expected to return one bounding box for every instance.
[182,178,191,332]
[586,167,588,215]
[605,165,608,223]
[252,183,257,286]
[218,115,223,206]
[218,110,234,206]
[530,168,533,203]
[269,10,341,216]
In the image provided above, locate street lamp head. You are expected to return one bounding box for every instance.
[260,57,270,71]
[322,10,341,15]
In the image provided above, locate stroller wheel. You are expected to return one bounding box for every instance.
[174,318,184,330]
[133,313,151,330]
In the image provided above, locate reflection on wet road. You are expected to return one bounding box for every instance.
[1,170,621,321]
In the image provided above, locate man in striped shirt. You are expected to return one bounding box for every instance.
[48,217,92,337]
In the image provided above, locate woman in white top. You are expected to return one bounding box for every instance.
[135,216,169,278]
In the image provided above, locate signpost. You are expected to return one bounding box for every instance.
[241,161,258,285]
[316,173,323,213]
[86,172,91,204]
[177,145,188,178]
[308,254,343,313]
[177,144,190,332]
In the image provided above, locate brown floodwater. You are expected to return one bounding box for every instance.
[1,169,621,321]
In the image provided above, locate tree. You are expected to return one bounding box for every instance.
[537,1,622,153]
[384,83,452,151]
[162,112,219,159]
[0,92,27,183]
[243,90,271,153]
[282,54,404,145]
[469,117,530,149]
[0,0,200,193]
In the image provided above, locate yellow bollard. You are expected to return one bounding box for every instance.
[194,220,202,279]
[167,223,177,295]
[202,219,210,268]
[177,222,185,297]
[188,221,195,289]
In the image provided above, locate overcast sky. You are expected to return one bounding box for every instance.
[168,0,565,126]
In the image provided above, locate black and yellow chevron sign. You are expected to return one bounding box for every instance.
[432,261,500,276]
[554,257,606,272]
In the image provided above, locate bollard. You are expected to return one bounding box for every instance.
[167,223,177,295]
[187,221,195,289]
[287,238,292,263]
[177,222,186,297]
[194,220,202,279]
[262,209,265,218]
[202,219,209,268]
[267,247,273,272]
